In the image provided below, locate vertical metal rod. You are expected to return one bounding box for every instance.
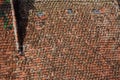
[10,0,19,51]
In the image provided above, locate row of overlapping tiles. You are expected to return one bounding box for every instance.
[0,0,119,79]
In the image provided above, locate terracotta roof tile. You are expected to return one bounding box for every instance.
[0,0,120,79]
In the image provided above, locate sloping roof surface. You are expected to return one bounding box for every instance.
[0,0,120,80]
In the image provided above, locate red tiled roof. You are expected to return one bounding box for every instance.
[0,0,120,80]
